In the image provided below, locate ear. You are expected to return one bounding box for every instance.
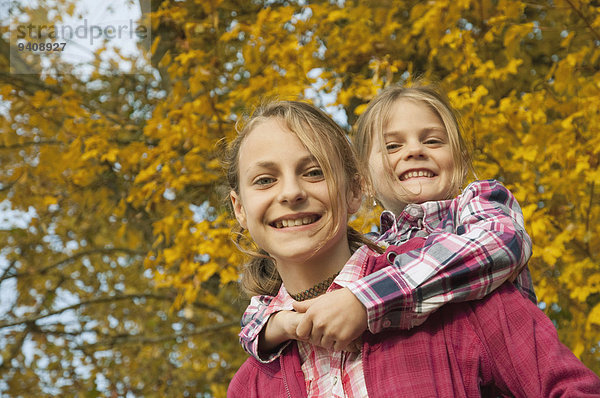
[346,182,363,216]
[230,190,248,229]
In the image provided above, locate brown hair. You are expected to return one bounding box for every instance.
[354,82,475,203]
[224,100,380,297]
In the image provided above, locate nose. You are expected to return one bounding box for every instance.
[277,176,307,204]
[403,140,426,160]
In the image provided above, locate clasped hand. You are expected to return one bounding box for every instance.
[269,287,368,352]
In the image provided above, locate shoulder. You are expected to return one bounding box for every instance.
[461,283,546,343]
[249,285,294,312]
[248,294,275,307]
[462,179,509,198]
[471,282,535,314]
[228,356,281,396]
[457,179,518,207]
[234,355,281,378]
[228,358,257,396]
[429,283,530,327]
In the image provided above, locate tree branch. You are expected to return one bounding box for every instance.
[76,320,239,349]
[0,140,64,151]
[584,181,595,255]
[548,217,594,259]
[563,0,600,42]
[0,329,29,371]
[0,292,237,329]
[0,293,163,329]
[0,247,146,282]
[0,259,16,283]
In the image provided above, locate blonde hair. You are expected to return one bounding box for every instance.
[354,82,475,202]
[224,100,380,297]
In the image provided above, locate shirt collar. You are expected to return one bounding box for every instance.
[333,245,377,288]
[378,199,454,237]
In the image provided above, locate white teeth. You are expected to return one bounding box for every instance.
[274,216,317,228]
[401,170,434,180]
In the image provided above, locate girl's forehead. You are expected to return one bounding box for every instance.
[386,99,445,127]
[238,120,320,170]
[389,97,434,115]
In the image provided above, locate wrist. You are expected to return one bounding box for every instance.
[259,311,292,353]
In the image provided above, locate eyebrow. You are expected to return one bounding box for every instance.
[383,126,446,136]
[251,160,277,169]
[297,155,319,167]
[247,155,319,173]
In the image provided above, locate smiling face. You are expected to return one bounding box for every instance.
[368,98,455,214]
[230,118,361,273]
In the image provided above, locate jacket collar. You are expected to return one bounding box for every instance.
[378,199,453,242]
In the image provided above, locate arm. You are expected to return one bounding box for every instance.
[292,287,367,352]
[239,245,375,355]
[347,179,534,333]
[239,295,300,362]
[258,310,303,356]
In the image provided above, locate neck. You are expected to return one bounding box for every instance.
[276,239,352,295]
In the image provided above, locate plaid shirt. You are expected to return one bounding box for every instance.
[251,246,374,397]
[239,179,535,361]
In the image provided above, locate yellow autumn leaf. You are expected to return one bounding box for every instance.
[100,149,119,163]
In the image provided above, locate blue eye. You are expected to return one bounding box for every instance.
[385,143,401,152]
[305,168,324,180]
[424,138,445,145]
[254,177,275,186]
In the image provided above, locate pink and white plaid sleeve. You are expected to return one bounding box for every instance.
[348,180,534,333]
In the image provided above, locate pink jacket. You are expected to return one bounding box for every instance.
[228,283,600,397]
[229,241,600,397]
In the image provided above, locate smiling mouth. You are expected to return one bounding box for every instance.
[271,215,321,229]
[399,170,435,181]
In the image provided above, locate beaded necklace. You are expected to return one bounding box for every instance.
[289,271,340,302]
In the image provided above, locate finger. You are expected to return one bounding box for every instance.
[292,301,307,313]
[320,334,336,351]
[285,311,304,335]
[308,328,324,347]
[292,298,316,313]
[333,339,348,352]
[295,317,312,340]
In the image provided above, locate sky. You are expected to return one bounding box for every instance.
[7,0,151,77]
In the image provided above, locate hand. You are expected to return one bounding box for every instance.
[292,287,368,352]
[273,310,304,340]
[259,310,304,354]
